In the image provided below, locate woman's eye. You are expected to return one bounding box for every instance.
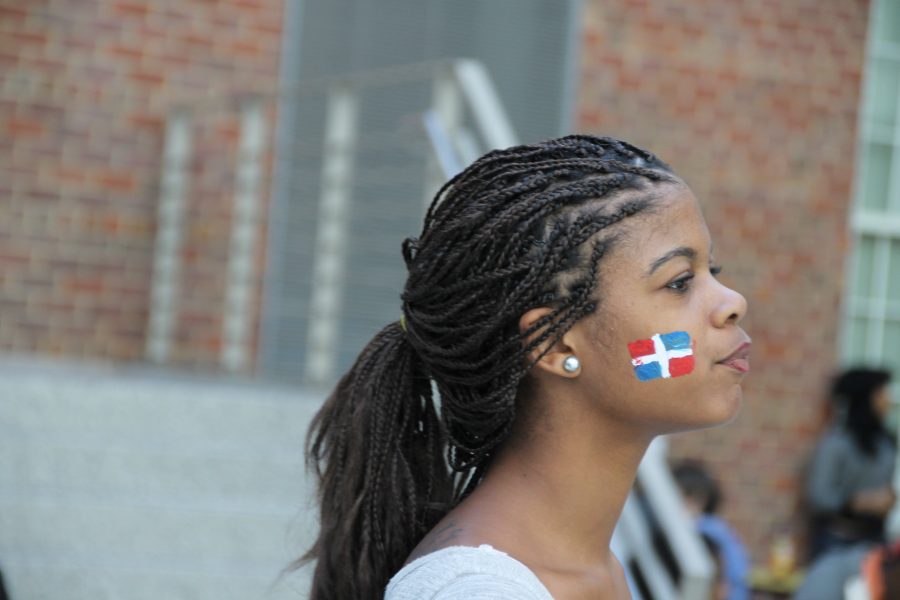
[666,274,694,293]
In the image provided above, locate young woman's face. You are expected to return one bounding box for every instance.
[872,384,892,422]
[568,182,750,434]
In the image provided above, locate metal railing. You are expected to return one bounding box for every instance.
[613,438,716,599]
[303,60,517,383]
[147,101,269,372]
[148,59,519,379]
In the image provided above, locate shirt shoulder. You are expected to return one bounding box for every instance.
[811,428,857,462]
[819,427,853,449]
[385,545,554,600]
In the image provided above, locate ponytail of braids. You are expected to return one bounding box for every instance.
[302,321,452,600]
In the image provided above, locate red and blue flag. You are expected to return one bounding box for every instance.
[627,331,694,381]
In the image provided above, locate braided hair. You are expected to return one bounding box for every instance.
[832,367,893,456]
[302,135,675,599]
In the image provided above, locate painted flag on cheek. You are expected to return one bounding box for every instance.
[628,331,695,382]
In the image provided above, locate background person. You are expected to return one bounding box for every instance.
[673,459,750,600]
[807,368,895,559]
[795,367,896,600]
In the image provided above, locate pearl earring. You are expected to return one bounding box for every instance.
[563,355,580,373]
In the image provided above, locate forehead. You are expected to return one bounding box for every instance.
[605,183,711,272]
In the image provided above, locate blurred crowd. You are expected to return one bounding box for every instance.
[671,367,899,600]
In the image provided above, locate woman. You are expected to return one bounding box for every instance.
[806,368,895,559]
[301,135,750,599]
[794,368,895,600]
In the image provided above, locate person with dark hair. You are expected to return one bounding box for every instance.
[674,459,722,515]
[807,368,895,557]
[300,135,751,599]
[672,460,750,600]
[795,367,896,600]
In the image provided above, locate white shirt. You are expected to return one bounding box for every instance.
[385,544,555,599]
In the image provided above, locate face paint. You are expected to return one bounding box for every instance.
[628,331,695,381]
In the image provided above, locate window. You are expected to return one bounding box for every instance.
[843,0,900,375]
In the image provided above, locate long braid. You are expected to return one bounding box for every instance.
[303,135,674,600]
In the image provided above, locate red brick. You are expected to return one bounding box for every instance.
[128,69,165,86]
[6,118,45,136]
[112,1,150,17]
[0,5,27,19]
[9,31,46,45]
[230,40,262,57]
[62,277,105,294]
[108,44,144,61]
[93,171,137,192]
[54,167,87,183]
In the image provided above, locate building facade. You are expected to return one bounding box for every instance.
[0,0,878,567]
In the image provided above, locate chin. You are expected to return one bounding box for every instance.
[699,386,744,429]
[662,386,744,435]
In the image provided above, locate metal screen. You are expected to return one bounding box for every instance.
[260,0,581,384]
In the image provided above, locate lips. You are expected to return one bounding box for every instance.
[717,341,751,373]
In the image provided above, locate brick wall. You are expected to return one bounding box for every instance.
[577,0,871,562]
[0,0,283,367]
[2,0,874,568]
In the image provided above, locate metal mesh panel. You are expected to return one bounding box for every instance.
[261,0,580,384]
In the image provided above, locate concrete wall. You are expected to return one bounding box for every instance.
[0,357,319,599]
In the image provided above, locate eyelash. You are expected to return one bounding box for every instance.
[666,266,723,294]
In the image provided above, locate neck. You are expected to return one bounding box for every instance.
[469,393,653,567]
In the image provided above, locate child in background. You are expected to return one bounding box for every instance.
[673,460,750,600]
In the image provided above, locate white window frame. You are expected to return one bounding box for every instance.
[842,0,900,367]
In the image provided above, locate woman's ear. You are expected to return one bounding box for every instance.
[519,307,580,378]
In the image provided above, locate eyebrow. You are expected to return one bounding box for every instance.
[646,246,697,276]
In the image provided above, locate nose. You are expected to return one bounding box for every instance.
[712,281,748,327]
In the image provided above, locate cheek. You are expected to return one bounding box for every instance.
[582,319,741,429]
[625,330,696,383]
[583,329,700,406]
